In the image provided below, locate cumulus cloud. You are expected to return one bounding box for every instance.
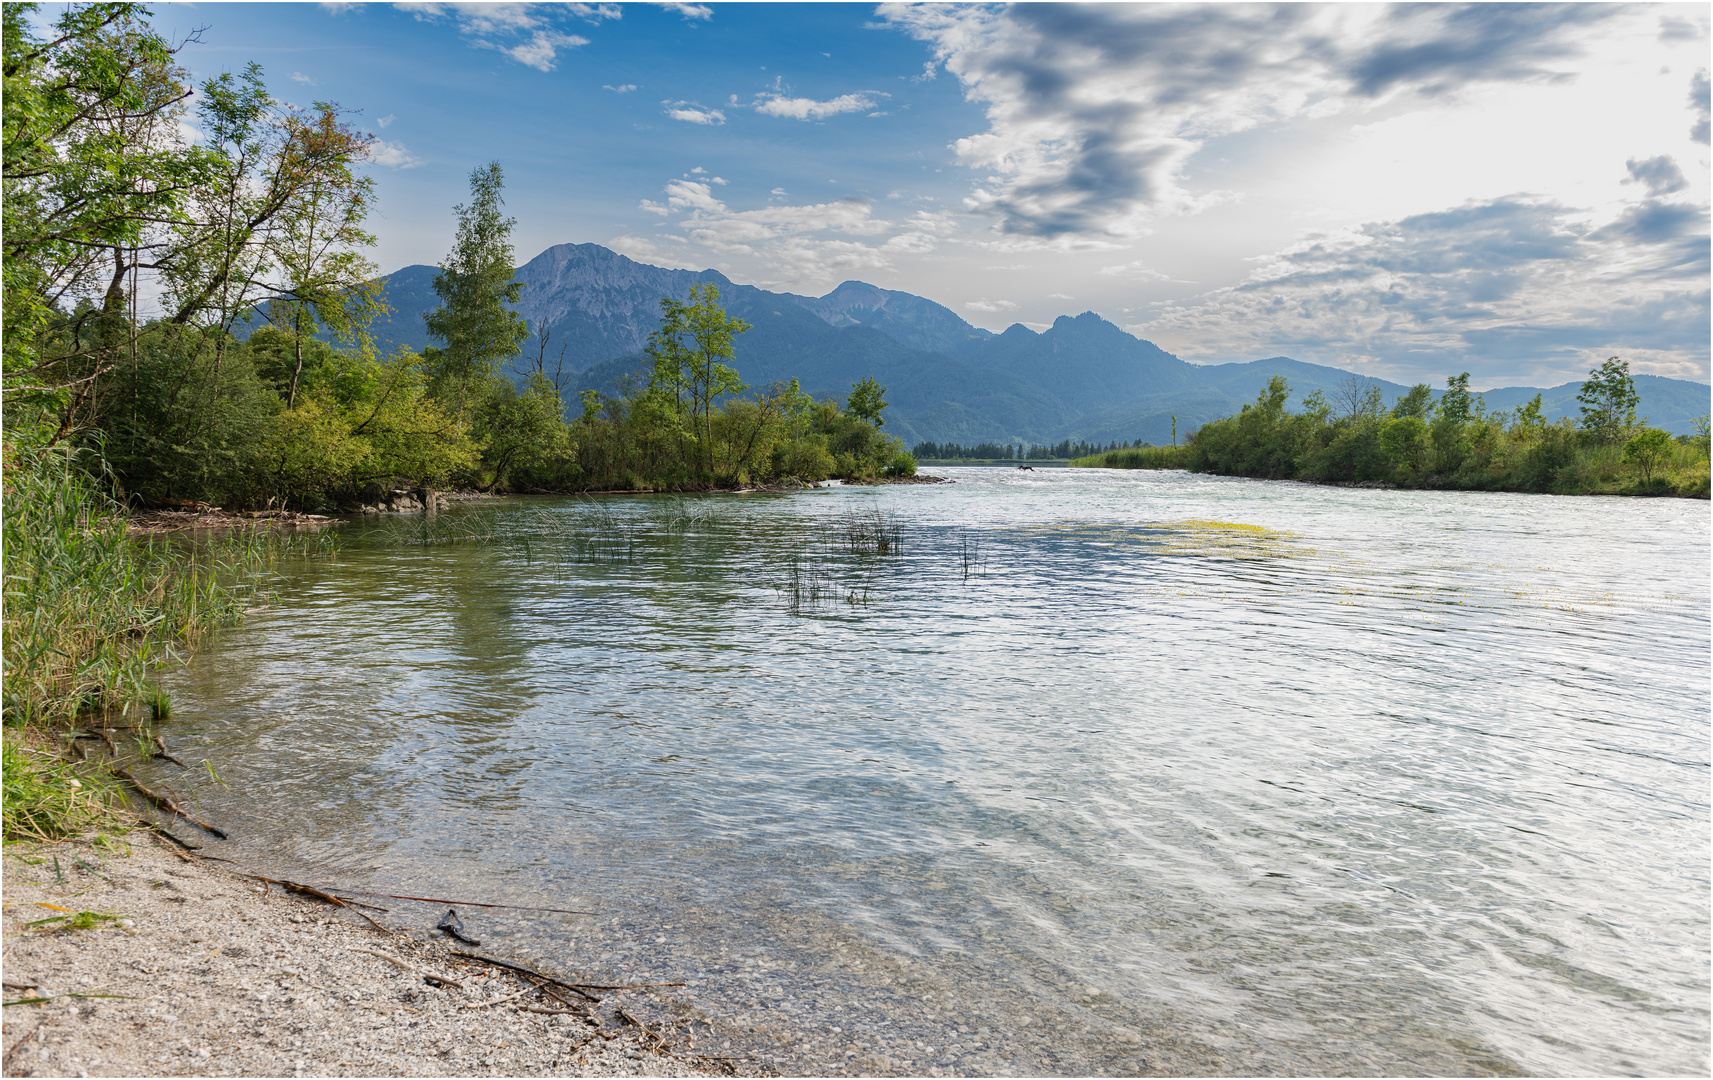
[879,3,1623,239]
[657,1,712,20]
[965,298,1018,312]
[566,3,621,21]
[368,139,423,169]
[376,113,396,128]
[664,180,726,213]
[665,102,725,125]
[632,176,929,286]
[604,83,637,93]
[290,71,317,85]
[1625,155,1688,197]
[503,30,589,71]
[396,2,599,71]
[753,91,885,121]
[1137,194,1710,382]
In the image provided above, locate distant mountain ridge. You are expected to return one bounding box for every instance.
[359,243,1710,444]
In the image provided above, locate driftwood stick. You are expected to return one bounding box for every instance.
[447,952,601,1002]
[153,735,188,768]
[241,874,392,935]
[349,948,463,988]
[331,888,593,915]
[113,768,226,839]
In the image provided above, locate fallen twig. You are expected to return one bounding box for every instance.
[349,948,462,989]
[153,736,188,768]
[465,982,544,1010]
[241,875,391,935]
[448,952,601,1002]
[518,1005,585,1017]
[330,889,593,915]
[113,769,226,839]
[618,1007,668,1051]
[2,1018,45,1071]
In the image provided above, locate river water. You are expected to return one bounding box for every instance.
[152,469,1709,1076]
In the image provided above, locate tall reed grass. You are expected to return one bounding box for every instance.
[1,444,314,727]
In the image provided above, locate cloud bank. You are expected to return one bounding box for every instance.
[1139,187,1710,381]
[880,3,1622,239]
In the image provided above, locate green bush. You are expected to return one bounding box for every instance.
[884,449,918,477]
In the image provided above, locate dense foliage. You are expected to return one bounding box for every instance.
[1087,361,1709,497]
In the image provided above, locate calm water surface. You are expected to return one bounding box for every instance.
[152,469,1710,1076]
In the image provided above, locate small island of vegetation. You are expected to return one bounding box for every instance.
[1072,363,1710,498]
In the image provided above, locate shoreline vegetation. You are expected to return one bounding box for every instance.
[1070,367,1710,499]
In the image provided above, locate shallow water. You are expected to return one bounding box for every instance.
[151,469,1710,1076]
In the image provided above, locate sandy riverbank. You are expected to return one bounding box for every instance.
[1,837,779,1078]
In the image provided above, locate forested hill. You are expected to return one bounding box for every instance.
[361,243,1710,445]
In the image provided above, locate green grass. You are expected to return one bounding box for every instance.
[1069,445,1191,469]
[0,736,123,843]
[1,444,319,727]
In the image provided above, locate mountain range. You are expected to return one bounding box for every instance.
[359,243,1710,445]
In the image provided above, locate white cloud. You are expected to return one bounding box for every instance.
[634,178,926,287]
[1139,193,1710,383]
[754,91,885,121]
[880,3,1630,240]
[664,180,727,213]
[1048,293,1074,300]
[369,139,424,169]
[603,83,637,94]
[566,3,621,21]
[1098,260,1170,281]
[396,2,596,71]
[503,30,588,71]
[665,102,725,125]
[376,113,396,128]
[290,72,317,85]
[965,298,1019,312]
[656,2,712,21]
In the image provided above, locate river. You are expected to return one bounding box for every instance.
[150,468,1710,1076]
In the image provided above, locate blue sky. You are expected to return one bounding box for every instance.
[150,2,1710,388]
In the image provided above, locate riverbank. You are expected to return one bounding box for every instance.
[1,835,780,1078]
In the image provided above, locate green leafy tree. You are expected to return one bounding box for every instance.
[1577,356,1640,444]
[1391,383,1434,419]
[845,375,888,427]
[472,372,569,491]
[1621,428,1673,484]
[1509,394,1547,441]
[1438,372,1475,425]
[423,162,528,415]
[643,283,751,480]
[3,2,216,435]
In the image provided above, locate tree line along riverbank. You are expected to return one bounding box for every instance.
[1071,364,1710,498]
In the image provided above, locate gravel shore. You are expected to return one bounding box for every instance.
[1,837,775,1078]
